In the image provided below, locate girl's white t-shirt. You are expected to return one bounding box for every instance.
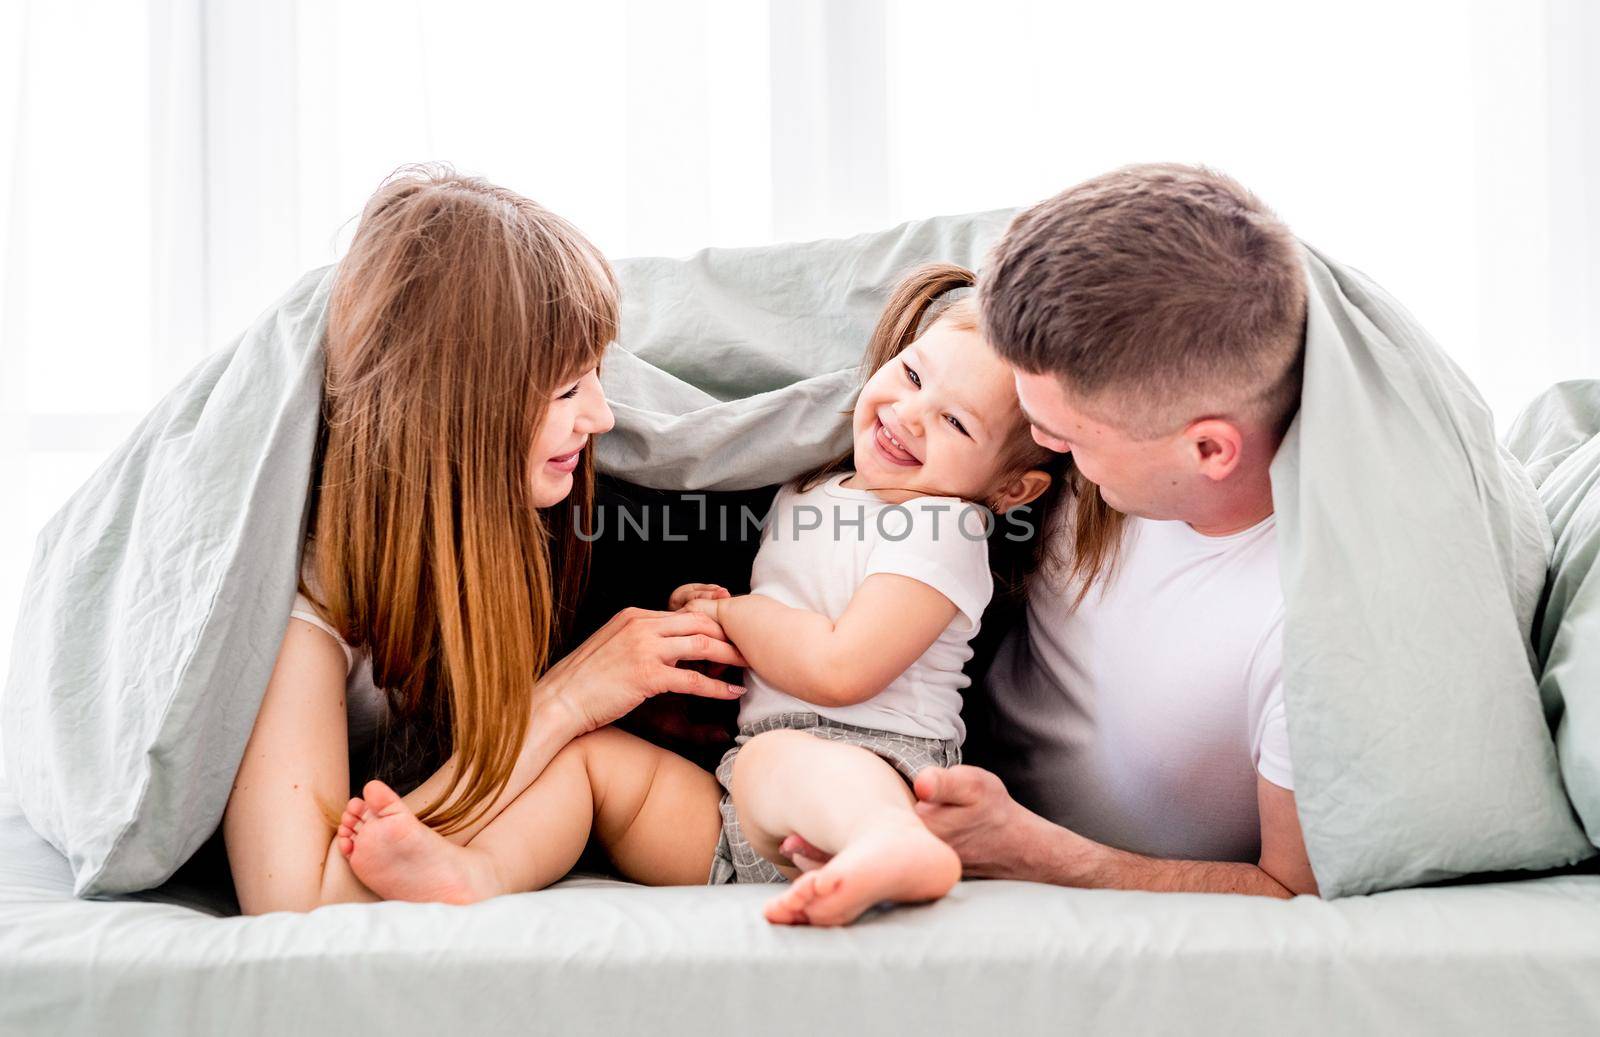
[735,474,994,743]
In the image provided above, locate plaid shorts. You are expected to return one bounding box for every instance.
[707,712,962,885]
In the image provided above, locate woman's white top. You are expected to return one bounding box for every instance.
[288,569,389,752]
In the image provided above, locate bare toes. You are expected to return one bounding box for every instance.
[763,873,824,925]
[763,892,807,925]
[361,779,404,814]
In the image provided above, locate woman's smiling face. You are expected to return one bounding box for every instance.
[849,318,1024,503]
[528,365,614,508]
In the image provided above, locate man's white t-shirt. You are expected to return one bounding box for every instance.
[987,512,1290,863]
[736,474,994,743]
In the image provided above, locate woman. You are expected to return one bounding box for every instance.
[222,165,744,914]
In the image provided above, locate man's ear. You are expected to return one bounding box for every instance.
[992,469,1052,512]
[1186,418,1244,481]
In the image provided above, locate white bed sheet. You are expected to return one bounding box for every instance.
[3,782,1598,1036]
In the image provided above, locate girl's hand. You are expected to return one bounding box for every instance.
[535,607,748,739]
[779,834,831,873]
[675,591,743,685]
[668,582,730,611]
[679,596,726,623]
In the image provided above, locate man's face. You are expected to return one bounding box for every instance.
[1012,368,1193,520]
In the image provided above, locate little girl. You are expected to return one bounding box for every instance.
[338,263,1117,925]
[668,262,1068,922]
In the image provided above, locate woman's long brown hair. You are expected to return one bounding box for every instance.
[803,262,1124,605]
[307,164,615,834]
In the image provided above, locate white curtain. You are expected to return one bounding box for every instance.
[2,0,1598,677]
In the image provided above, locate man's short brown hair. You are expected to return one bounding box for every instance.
[981,163,1307,438]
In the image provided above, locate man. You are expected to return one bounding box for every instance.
[911,164,1317,896]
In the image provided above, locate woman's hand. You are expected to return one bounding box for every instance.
[669,585,740,683]
[533,607,748,740]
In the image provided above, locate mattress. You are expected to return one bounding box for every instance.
[2,782,1598,1037]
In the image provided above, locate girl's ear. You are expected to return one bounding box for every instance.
[991,469,1052,513]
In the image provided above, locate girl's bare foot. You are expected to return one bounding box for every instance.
[762,818,960,926]
[338,780,500,905]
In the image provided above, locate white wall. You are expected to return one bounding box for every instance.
[2,0,1597,679]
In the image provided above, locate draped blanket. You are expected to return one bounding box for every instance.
[4,213,1591,897]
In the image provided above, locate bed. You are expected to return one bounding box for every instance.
[4,780,1599,1036]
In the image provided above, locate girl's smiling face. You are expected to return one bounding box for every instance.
[849,318,1030,505]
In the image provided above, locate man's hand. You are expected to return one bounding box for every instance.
[778,766,1051,879]
[911,765,1051,879]
[782,763,1315,897]
[781,764,1314,897]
